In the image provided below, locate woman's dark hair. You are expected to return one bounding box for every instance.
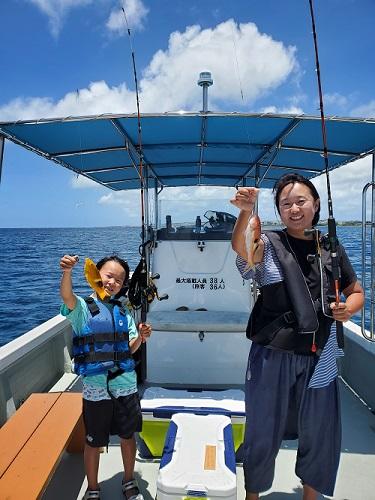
[96,255,130,298]
[273,173,320,226]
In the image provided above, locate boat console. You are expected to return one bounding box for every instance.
[156,210,237,240]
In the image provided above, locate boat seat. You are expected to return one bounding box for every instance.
[147,310,249,332]
[0,392,84,499]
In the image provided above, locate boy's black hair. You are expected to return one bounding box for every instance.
[273,173,321,226]
[96,255,130,298]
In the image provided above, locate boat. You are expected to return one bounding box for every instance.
[1,73,375,499]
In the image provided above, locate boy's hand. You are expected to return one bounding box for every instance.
[60,255,79,271]
[138,323,152,343]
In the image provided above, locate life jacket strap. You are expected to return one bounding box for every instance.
[74,351,132,363]
[73,332,130,346]
[250,310,296,344]
[84,296,100,316]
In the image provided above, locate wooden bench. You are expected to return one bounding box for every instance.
[0,392,85,499]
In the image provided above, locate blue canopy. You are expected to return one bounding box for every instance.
[1,112,374,190]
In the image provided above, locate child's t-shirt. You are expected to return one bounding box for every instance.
[61,296,138,401]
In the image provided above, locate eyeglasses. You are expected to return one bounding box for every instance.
[279,198,314,211]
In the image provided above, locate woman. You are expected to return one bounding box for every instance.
[230,173,364,500]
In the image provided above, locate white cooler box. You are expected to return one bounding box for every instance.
[139,387,245,458]
[157,413,237,500]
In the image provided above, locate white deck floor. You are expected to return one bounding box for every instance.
[43,378,375,500]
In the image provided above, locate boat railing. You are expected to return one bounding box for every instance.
[361,153,375,341]
[0,315,73,425]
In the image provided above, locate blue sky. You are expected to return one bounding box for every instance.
[0,0,374,227]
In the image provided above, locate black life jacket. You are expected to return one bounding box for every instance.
[246,230,342,355]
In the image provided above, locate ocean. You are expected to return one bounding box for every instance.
[0,225,368,347]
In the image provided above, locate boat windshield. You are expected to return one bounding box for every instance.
[156,199,237,241]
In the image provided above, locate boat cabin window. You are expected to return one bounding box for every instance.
[156,210,237,241]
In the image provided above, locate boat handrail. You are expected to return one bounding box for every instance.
[361,154,375,341]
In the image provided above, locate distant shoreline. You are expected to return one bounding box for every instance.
[0,222,365,230]
[263,221,364,227]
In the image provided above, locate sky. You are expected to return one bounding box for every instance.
[0,0,374,227]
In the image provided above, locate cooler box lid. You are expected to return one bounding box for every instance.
[141,387,245,419]
[157,413,237,497]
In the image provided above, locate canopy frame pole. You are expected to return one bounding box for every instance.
[110,118,160,184]
[361,152,375,341]
[238,117,301,186]
[198,112,208,185]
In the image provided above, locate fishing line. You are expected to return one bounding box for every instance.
[122,7,146,249]
[230,21,257,189]
[75,89,87,213]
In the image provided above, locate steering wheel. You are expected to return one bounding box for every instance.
[203,216,218,229]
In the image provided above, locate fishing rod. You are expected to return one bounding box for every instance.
[122,7,148,322]
[122,9,167,341]
[121,7,152,383]
[308,0,344,347]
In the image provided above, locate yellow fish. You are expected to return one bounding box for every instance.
[84,258,111,300]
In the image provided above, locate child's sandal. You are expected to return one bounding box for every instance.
[122,478,144,500]
[82,490,101,500]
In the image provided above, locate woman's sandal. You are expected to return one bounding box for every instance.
[122,478,144,500]
[82,490,101,500]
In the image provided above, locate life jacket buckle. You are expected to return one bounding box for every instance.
[74,354,86,362]
[283,311,296,325]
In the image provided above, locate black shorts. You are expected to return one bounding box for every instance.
[83,392,142,447]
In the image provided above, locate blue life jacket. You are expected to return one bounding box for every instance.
[72,297,135,376]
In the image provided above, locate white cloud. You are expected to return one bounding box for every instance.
[98,190,141,224]
[324,92,349,109]
[106,0,149,34]
[28,0,93,37]
[260,105,304,115]
[312,155,373,221]
[0,19,297,120]
[351,100,375,119]
[0,81,136,121]
[97,186,239,224]
[28,0,149,37]
[99,192,134,205]
[71,174,99,189]
[159,186,235,202]
[141,19,297,111]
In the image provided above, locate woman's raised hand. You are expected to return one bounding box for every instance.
[230,187,259,212]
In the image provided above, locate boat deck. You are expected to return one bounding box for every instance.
[43,378,375,500]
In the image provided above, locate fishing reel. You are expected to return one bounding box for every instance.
[143,273,169,304]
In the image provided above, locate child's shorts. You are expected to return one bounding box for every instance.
[83,392,142,447]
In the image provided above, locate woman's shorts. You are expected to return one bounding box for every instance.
[83,392,142,447]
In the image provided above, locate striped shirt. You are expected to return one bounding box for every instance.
[236,234,344,389]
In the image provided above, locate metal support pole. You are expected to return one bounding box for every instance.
[202,86,208,112]
[154,179,159,230]
[371,153,375,336]
[361,152,375,340]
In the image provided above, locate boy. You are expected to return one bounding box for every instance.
[60,254,151,500]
